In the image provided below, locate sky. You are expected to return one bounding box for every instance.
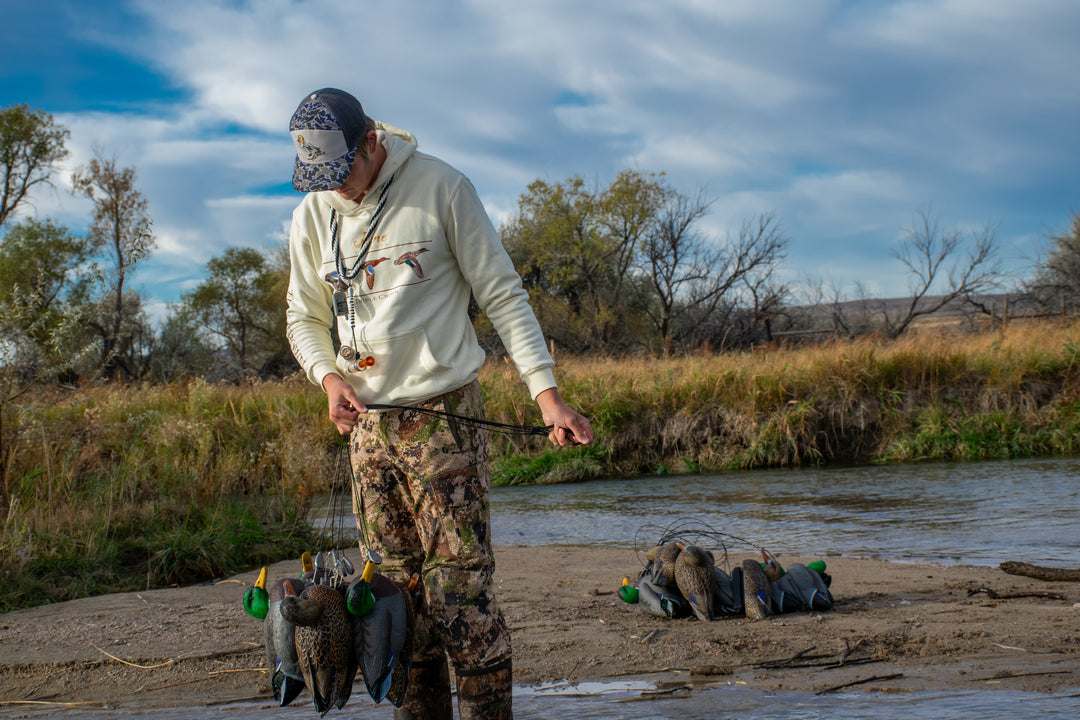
[3,0,1079,324]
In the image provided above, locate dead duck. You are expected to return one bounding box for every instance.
[741,558,772,622]
[281,583,356,716]
[760,548,785,583]
[646,542,682,588]
[350,566,413,705]
[243,567,305,704]
[264,574,308,707]
[243,566,271,620]
[674,545,717,621]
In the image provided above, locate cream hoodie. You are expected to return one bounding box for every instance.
[286,122,557,406]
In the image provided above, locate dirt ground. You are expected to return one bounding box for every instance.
[1,546,1078,712]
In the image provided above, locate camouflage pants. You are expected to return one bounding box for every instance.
[349,380,512,671]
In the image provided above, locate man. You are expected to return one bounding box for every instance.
[285,88,592,720]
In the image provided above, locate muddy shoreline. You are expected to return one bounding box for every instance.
[2,546,1078,711]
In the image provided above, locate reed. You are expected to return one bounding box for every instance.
[2,320,1079,610]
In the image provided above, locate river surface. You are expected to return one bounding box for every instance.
[492,456,1080,566]
[8,457,1078,719]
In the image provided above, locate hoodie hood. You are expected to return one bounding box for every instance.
[319,122,417,217]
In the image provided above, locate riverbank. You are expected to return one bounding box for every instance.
[5,322,1080,611]
[1,546,1077,712]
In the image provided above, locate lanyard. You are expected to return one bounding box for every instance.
[330,173,395,282]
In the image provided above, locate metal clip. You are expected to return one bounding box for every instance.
[332,548,355,576]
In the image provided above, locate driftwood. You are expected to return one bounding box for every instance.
[968,586,1067,601]
[815,673,904,695]
[999,561,1080,582]
[752,640,880,671]
[974,670,1074,682]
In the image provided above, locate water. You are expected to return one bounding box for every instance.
[8,457,1078,719]
[6,686,1080,719]
[492,456,1080,566]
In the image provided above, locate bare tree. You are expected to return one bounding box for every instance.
[640,198,788,354]
[878,210,1002,338]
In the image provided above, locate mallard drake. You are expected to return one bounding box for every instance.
[281,583,356,716]
[264,574,308,707]
[674,545,717,621]
[350,569,413,705]
[243,566,271,620]
[741,558,772,622]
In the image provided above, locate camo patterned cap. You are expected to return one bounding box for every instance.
[289,88,368,192]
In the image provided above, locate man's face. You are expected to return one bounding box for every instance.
[334,131,379,202]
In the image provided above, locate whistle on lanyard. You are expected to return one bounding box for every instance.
[339,345,375,373]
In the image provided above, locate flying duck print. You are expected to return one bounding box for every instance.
[394,248,430,279]
[363,257,390,289]
[323,271,349,292]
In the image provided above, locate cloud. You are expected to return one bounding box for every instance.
[10,0,1078,322]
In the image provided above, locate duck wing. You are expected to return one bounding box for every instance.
[674,545,716,621]
[741,559,772,622]
[351,572,412,703]
[265,578,306,706]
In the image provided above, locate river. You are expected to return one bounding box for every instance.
[9,457,1078,719]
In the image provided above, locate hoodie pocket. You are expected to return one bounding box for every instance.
[353,327,446,397]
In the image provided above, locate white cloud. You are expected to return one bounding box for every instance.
[13,0,1075,319]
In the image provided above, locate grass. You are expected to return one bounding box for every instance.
[3,319,1080,610]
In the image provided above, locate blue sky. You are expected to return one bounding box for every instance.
[3,0,1079,323]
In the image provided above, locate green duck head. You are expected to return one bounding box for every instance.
[346,560,378,617]
[243,566,270,619]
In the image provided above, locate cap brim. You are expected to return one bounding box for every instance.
[292,146,357,192]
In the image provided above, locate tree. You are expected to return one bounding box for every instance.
[877,210,1002,338]
[148,304,220,382]
[71,153,156,376]
[639,206,788,354]
[501,170,670,353]
[1025,212,1080,315]
[184,246,288,377]
[1,104,70,228]
[0,218,94,348]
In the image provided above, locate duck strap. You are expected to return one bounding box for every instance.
[365,403,577,443]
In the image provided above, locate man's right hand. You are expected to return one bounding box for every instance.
[322,373,366,435]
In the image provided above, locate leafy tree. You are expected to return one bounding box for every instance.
[149,304,220,382]
[0,104,69,228]
[501,170,670,353]
[184,246,288,377]
[502,170,791,355]
[71,153,156,376]
[0,218,93,348]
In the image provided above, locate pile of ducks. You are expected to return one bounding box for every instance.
[243,549,411,716]
[621,543,834,622]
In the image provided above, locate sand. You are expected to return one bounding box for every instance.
[1,546,1078,711]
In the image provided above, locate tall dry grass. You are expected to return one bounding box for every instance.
[1,375,337,610]
[481,319,1080,480]
[2,319,1079,610]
